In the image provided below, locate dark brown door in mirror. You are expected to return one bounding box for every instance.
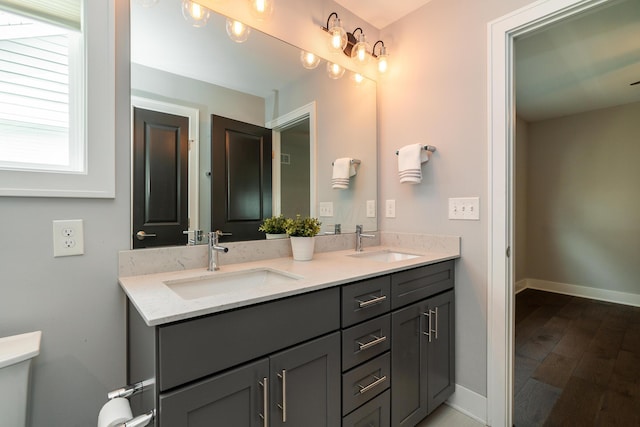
[132,107,189,248]
[211,115,272,242]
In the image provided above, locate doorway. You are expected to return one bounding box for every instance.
[487,0,618,425]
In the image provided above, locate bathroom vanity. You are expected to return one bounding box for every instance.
[121,244,457,427]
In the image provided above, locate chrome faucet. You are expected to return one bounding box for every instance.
[208,230,231,271]
[355,225,375,252]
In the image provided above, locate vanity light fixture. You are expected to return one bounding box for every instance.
[300,50,321,69]
[324,12,348,53]
[351,28,371,65]
[226,19,251,43]
[373,40,389,73]
[181,0,211,28]
[248,0,274,20]
[326,61,345,79]
[352,72,364,84]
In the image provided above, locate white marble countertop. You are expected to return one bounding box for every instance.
[119,244,460,327]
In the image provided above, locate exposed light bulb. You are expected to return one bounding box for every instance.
[226,19,250,43]
[378,55,388,73]
[249,0,274,20]
[352,32,371,65]
[328,18,347,52]
[182,0,210,27]
[300,51,320,69]
[352,73,364,84]
[326,62,345,79]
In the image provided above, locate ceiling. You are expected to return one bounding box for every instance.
[334,0,433,29]
[515,0,640,122]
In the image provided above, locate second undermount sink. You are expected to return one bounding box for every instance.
[164,268,303,300]
[348,249,421,263]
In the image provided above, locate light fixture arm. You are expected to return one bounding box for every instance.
[352,27,364,39]
[373,40,385,57]
[324,12,339,30]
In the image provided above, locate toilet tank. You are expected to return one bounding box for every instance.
[0,331,42,427]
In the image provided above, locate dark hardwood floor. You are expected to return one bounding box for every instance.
[514,289,640,427]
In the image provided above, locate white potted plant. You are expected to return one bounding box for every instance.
[284,215,322,261]
[258,214,288,239]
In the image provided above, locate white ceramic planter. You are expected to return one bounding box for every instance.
[265,233,288,240]
[290,236,315,261]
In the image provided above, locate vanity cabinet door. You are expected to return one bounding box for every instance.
[159,358,269,427]
[425,290,455,413]
[269,332,341,427]
[390,289,455,427]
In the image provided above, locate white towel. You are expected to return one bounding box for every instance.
[397,144,429,184]
[332,158,356,189]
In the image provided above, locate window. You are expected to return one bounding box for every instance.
[0,0,116,198]
[0,10,84,173]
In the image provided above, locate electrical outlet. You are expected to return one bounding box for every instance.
[366,200,376,218]
[53,219,84,257]
[319,202,334,217]
[448,197,480,220]
[385,199,396,218]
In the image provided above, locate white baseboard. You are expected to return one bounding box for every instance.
[522,278,640,307]
[515,279,528,294]
[446,384,487,425]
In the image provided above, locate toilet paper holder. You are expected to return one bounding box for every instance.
[108,379,152,400]
[114,410,154,427]
[107,379,154,427]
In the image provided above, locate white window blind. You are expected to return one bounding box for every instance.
[0,0,81,31]
[0,8,84,173]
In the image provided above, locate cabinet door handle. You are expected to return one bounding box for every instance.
[357,334,387,351]
[357,294,387,308]
[258,377,268,427]
[358,375,387,395]
[422,311,432,342]
[277,370,287,422]
[434,307,439,340]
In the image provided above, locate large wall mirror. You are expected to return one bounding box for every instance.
[130,0,377,246]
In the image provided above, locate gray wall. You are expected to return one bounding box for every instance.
[524,101,640,294]
[378,0,537,396]
[515,116,529,283]
[0,1,130,426]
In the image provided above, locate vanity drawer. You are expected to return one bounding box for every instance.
[391,260,454,309]
[342,389,390,427]
[342,314,391,371]
[157,287,339,391]
[342,276,391,327]
[342,352,390,416]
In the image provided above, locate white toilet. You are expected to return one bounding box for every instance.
[0,331,42,427]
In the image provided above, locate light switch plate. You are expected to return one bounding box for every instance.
[448,197,480,220]
[385,200,396,218]
[319,202,333,217]
[366,200,376,218]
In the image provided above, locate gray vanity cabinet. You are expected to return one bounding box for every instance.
[391,289,455,427]
[159,333,340,427]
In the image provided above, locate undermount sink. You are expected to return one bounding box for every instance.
[164,268,303,300]
[348,249,421,263]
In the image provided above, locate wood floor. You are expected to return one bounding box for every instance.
[514,289,640,427]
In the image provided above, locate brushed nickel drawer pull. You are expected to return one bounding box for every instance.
[434,307,439,339]
[277,370,287,422]
[258,377,268,427]
[357,294,387,308]
[357,334,387,351]
[358,375,387,394]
